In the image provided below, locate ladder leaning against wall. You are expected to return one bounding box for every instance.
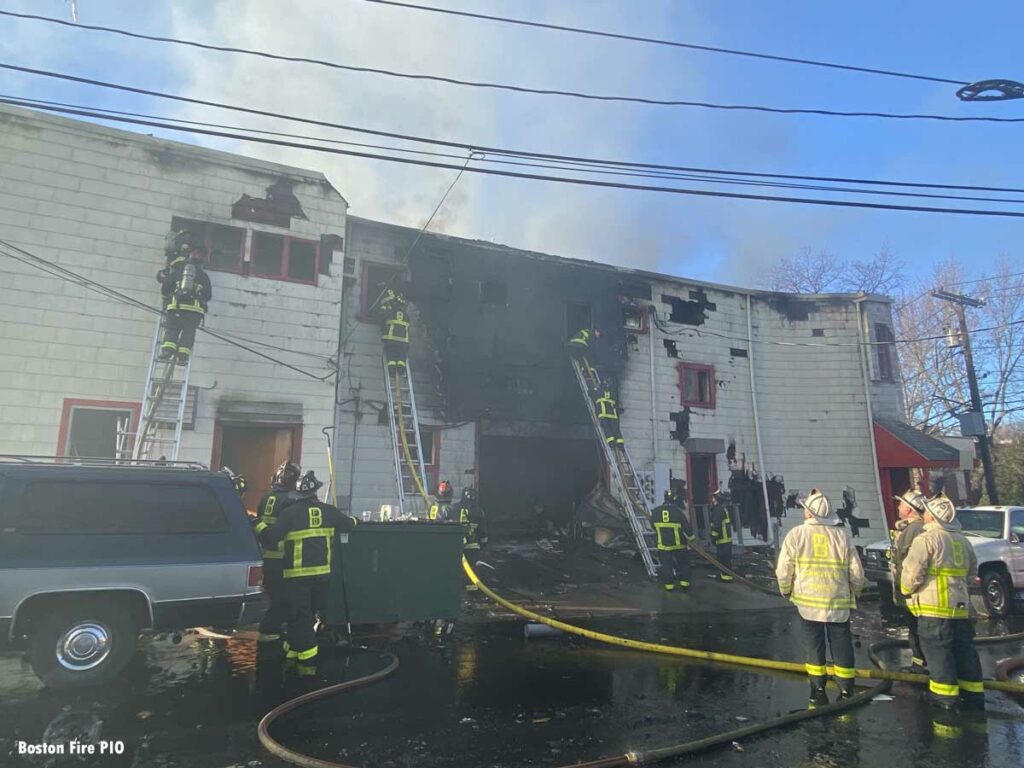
[571,357,660,577]
[382,354,430,518]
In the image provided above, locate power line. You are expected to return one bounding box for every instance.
[8,63,1024,196]
[8,95,1024,220]
[0,238,336,381]
[361,1,970,88]
[0,9,1001,122]
[10,94,1024,207]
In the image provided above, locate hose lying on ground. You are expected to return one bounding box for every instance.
[257,560,1024,768]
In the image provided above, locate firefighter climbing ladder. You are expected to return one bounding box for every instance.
[383,355,430,517]
[124,317,193,461]
[571,358,660,577]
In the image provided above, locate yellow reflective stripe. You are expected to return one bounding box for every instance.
[805,663,827,676]
[795,558,846,569]
[929,680,959,697]
[284,528,335,542]
[792,595,855,608]
[833,666,856,680]
[937,574,949,611]
[297,646,318,661]
[263,550,285,560]
[958,679,984,693]
[927,567,968,577]
[255,521,268,534]
[284,564,331,578]
[654,522,682,550]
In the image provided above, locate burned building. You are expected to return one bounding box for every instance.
[337,218,953,541]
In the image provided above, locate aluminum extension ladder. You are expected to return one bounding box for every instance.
[382,355,430,518]
[122,317,193,461]
[571,357,660,577]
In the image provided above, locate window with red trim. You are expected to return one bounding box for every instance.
[678,362,716,408]
[171,217,245,274]
[252,231,320,285]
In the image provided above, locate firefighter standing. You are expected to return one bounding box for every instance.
[258,470,357,674]
[156,230,212,363]
[429,480,454,521]
[252,461,302,648]
[593,387,625,448]
[708,489,734,582]
[900,494,984,711]
[457,487,487,589]
[376,288,410,371]
[776,488,865,707]
[889,488,929,672]
[653,487,695,591]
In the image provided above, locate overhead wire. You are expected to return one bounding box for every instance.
[0,9,1004,122]
[7,94,1024,220]
[361,0,970,88]
[0,239,337,381]
[10,94,1024,207]
[8,63,1024,197]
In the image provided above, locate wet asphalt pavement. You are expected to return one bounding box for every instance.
[2,604,1023,768]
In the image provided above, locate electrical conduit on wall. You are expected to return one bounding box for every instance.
[855,296,887,529]
[746,294,773,542]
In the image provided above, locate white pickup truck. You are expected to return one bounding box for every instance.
[861,505,1024,617]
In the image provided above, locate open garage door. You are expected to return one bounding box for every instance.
[479,435,600,538]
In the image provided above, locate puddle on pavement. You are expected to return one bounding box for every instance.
[2,611,1022,767]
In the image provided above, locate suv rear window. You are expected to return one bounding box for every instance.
[13,481,227,535]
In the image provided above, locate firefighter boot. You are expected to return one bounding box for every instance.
[808,683,830,709]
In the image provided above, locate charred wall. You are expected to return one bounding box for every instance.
[408,240,650,424]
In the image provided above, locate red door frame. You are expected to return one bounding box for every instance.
[56,398,142,456]
[685,452,719,527]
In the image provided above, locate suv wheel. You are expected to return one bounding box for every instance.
[29,600,139,688]
[981,570,1013,618]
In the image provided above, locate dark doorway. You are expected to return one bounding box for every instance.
[479,435,599,537]
[213,423,302,514]
[687,453,717,507]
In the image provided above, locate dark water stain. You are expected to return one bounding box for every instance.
[1,612,1022,768]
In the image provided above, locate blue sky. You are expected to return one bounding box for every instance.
[2,0,1023,287]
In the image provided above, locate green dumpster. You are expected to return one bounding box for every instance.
[327,521,465,625]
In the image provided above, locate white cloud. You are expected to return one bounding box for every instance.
[161,0,703,270]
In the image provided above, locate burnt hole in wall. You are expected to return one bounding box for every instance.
[669,407,692,444]
[812,328,825,337]
[688,289,716,312]
[769,296,818,322]
[663,339,679,358]
[729,347,748,358]
[662,295,706,325]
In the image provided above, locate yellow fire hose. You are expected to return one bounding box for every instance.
[255,366,1024,766]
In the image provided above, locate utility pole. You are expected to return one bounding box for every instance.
[932,290,1000,504]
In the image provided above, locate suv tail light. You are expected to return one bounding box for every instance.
[248,565,263,588]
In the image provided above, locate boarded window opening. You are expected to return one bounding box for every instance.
[481,280,508,306]
[663,340,679,358]
[812,328,825,337]
[729,347,748,358]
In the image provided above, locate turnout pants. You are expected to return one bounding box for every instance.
[917,618,984,708]
[659,548,692,589]
[803,618,856,695]
[599,418,624,446]
[383,339,408,369]
[258,564,288,644]
[714,542,734,581]
[282,576,330,665]
[161,309,201,360]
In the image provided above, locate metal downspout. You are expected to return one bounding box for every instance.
[855,296,887,530]
[648,306,659,464]
[746,294,772,544]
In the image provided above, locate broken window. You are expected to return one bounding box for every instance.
[481,280,508,306]
[170,217,245,274]
[252,232,320,285]
[359,262,402,320]
[661,294,707,326]
[812,328,825,337]
[729,347,748,358]
[678,362,715,408]
[621,299,647,332]
[663,340,679,358]
[565,301,592,340]
[875,323,895,382]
